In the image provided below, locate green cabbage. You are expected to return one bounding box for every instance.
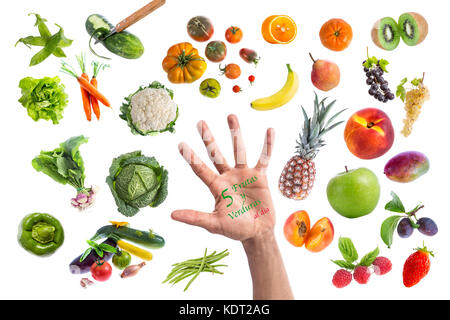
[18,76,68,124]
[106,151,169,217]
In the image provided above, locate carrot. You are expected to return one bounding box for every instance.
[61,61,111,107]
[90,62,110,120]
[76,54,92,121]
[90,77,100,120]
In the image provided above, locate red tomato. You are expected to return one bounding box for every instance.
[91,260,112,282]
[232,85,242,93]
[225,26,243,43]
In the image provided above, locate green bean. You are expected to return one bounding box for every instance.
[163,249,229,291]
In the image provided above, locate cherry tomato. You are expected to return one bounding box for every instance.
[225,26,243,43]
[248,75,255,85]
[232,85,242,93]
[91,260,112,282]
[220,64,241,80]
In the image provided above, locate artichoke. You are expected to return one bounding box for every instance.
[106,151,168,217]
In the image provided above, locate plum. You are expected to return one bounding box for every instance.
[417,218,438,236]
[397,218,414,238]
[384,151,429,183]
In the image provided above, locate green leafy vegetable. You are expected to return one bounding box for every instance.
[163,249,229,292]
[16,13,73,66]
[32,136,98,210]
[106,151,169,217]
[119,81,179,136]
[18,76,68,124]
[331,237,380,270]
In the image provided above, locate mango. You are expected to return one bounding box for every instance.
[384,151,429,183]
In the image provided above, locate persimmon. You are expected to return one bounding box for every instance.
[319,18,353,51]
[283,211,311,247]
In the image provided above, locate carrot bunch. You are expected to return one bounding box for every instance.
[61,54,110,121]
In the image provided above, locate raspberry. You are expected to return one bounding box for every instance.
[353,266,371,284]
[332,269,352,288]
[372,257,392,275]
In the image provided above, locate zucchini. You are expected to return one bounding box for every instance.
[91,225,165,249]
[85,14,144,59]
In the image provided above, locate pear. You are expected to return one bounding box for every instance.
[309,53,340,91]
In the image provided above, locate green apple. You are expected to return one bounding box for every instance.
[326,167,380,219]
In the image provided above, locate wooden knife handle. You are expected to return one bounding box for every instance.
[115,0,166,33]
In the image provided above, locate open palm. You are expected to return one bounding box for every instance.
[172,115,276,241]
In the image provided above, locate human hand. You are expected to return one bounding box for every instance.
[172,114,276,242]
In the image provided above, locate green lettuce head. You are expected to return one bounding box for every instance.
[106,151,168,217]
[18,76,68,124]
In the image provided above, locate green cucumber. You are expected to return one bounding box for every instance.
[85,14,144,59]
[91,225,165,249]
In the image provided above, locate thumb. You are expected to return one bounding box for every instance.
[171,210,221,234]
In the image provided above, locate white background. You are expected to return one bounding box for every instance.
[1,0,448,300]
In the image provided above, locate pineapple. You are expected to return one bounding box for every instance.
[279,94,346,200]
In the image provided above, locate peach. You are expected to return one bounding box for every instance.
[283,211,311,247]
[344,108,394,160]
[305,217,334,253]
[310,53,340,91]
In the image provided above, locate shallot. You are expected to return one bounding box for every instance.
[121,262,146,279]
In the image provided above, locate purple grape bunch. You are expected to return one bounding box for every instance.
[363,60,395,103]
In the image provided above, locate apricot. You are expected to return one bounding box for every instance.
[305,217,334,252]
[344,108,394,160]
[283,211,311,247]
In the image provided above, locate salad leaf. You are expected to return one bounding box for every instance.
[18,76,68,124]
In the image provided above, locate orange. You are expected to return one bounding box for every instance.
[262,15,297,44]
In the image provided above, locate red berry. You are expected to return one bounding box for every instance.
[353,266,371,284]
[403,245,433,288]
[372,257,392,275]
[332,269,352,288]
[232,85,242,93]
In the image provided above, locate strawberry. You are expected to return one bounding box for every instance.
[402,244,434,288]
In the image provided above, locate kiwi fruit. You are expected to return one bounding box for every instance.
[398,12,428,46]
[371,17,401,51]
